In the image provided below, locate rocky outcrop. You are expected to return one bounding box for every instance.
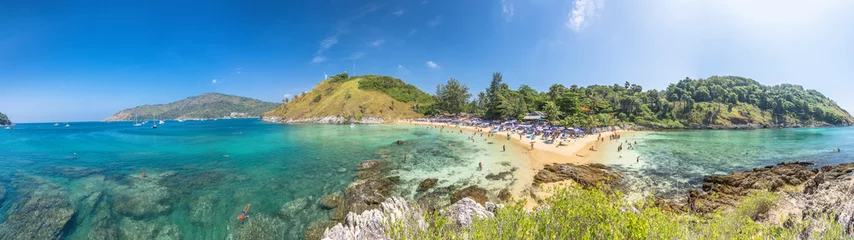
[441,198,495,227]
[676,162,854,214]
[319,194,341,210]
[417,178,438,193]
[451,185,489,205]
[322,197,501,240]
[534,163,621,188]
[342,179,395,215]
[357,160,380,171]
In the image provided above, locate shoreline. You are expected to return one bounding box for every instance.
[398,120,642,208]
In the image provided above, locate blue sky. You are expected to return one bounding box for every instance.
[2,0,853,123]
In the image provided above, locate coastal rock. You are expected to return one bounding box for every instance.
[682,162,854,215]
[337,168,347,173]
[417,178,438,193]
[305,220,339,240]
[357,170,381,180]
[498,188,513,202]
[357,160,380,171]
[0,175,76,239]
[441,198,495,227]
[534,163,620,188]
[343,179,395,215]
[322,197,426,240]
[451,185,489,206]
[394,140,405,145]
[319,194,341,210]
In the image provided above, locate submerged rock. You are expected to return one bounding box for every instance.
[189,194,217,226]
[118,217,182,240]
[0,174,76,240]
[279,197,311,219]
[234,214,287,240]
[534,163,620,188]
[417,178,438,193]
[357,160,380,171]
[112,177,173,218]
[451,185,489,205]
[46,166,105,178]
[319,194,341,210]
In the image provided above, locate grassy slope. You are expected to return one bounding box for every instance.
[264,77,423,121]
[105,93,279,121]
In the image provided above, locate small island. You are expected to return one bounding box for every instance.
[0,112,11,126]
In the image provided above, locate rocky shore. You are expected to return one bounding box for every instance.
[262,116,387,124]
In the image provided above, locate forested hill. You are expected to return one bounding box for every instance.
[263,73,434,122]
[105,93,279,121]
[439,74,852,128]
[0,112,11,125]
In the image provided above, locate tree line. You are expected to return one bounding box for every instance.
[428,74,852,128]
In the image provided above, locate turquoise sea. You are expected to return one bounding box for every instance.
[0,119,528,239]
[0,120,852,239]
[595,127,854,198]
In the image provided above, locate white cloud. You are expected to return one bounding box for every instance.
[211,79,218,84]
[319,34,339,50]
[393,9,405,16]
[567,0,604,32]
[426,61,440,69]
[369,39,385,47]
[350,52,365,60]
[312,56,327,63]
[502,0,515,21]
[283,94,293,99]
[427,16,443,28]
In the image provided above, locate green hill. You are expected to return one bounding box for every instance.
[263,73,434,123]
[105,93,279,121]
[0,112,10,125]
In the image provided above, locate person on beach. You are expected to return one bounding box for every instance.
[637,156,640,163]
[479,162,483,170]
[530,142,535,150]
[503,145,506,152]
[237,204,250,221]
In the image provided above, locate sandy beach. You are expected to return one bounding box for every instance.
[399,120,642,208]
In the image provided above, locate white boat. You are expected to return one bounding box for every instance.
[177,119,184,123]
[350,124,356,128]
[54,123,60,126]
[159,120,165,124]
[65,123,70,127]
[133,123,143,127]
[4,126,10,130]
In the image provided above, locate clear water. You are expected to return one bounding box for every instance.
[0,119,526,239]
[594,127,854,198]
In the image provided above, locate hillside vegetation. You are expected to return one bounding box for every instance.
[0,112,10,125]
[449,74,853,128]
[264,73,433,122]
[105,93,278,121]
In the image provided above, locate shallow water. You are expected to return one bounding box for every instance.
[0,119,526,239]
[591,127,854,198]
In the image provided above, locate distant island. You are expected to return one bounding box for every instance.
[265,73,852,128]
[0,112,11,126]
[105,93,279,121]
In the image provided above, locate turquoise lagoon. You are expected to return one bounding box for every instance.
[0,119,529,239]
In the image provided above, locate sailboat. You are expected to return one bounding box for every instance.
[133,115,143,127]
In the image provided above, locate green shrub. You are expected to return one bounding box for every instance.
[313,95,322,103]
[385,186,850,240]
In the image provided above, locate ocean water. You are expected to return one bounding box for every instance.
[0,119,527,239]
[593,127,854,198]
